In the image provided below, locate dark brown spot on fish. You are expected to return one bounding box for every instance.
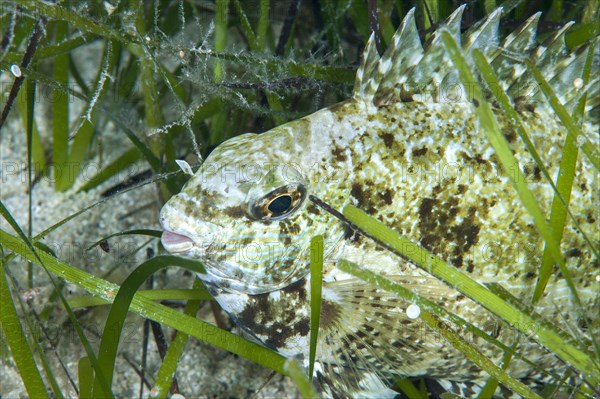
[400,88,414,102]
[466,261,475,273]
[451,255,463,267]
[462,152,488,166]
[380,189,394,205]
[587,212,595,224]
[320,300,341,329]
[237,278,309,350]
[419,197,435,219]
[279,221,300,235]
[296,318,310,336]
[224,206,245,218]
[418,197,481,266]
[502,127,517,143]
[412,147,428,157]
[283,278,307,300]
[533,166,541,181]
[351,183,368,208]
[306,204,319,215]
[472,98,479,107]
[567,248,582,257]
[525,271,536,279]
[380,132,395,149]
[331,146,347,162]
[419,234,438,251]
[349,230,363,244]
[237,236,255,246]
[451,213,480,251]
[338,223,351,239]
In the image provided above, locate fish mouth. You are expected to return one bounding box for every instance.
[161,229,194,253]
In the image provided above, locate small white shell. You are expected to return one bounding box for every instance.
[175,159,194,176]
[406,304,421,319]
[10,64,21,77]
[103,1,116,15]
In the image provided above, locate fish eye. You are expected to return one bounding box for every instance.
[249,184,306,221]
[268,195,292,214]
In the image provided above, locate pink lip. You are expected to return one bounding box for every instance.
[161,230,194,253]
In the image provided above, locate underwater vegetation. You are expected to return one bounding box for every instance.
[0,0,598,398]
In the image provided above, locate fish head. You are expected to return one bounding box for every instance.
[160,125,344,295]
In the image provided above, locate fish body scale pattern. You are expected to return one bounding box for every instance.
[160,7,599,398]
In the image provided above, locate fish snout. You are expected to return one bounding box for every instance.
[161,230,194,253]
[159,205,221,254]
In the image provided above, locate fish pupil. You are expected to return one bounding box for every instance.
[268,195,292,214]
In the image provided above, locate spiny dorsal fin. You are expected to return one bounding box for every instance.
[535,21,574,65]
[502,12,541,52]
[371,6,466,105]
[375,8,423,103]
[435,8,502,105]
[352,33,381,101]
[351,6,597,124]
[405,6,465,95]
[548,45,590,106]
[464,7,502,56]
[506,21,575,104]
[564,39,599,121]
[490,13,541,90]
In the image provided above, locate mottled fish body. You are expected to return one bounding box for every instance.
[160,7,599,397]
